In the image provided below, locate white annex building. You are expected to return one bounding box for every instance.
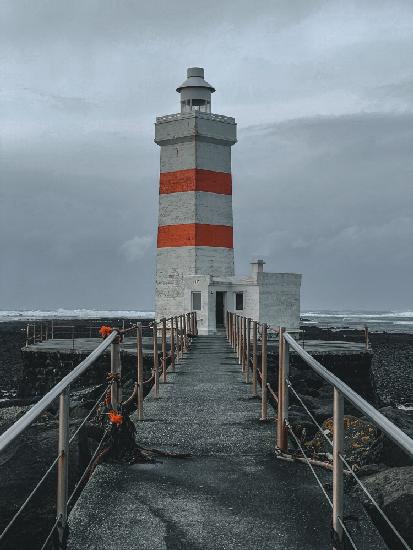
[154,67,301,335]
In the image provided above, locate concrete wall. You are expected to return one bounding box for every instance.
[156,247,234,320]
[257,273,302,329]
[180,271,301,334]
[183,274,211,334]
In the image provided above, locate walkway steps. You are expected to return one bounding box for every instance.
[68,335,338,549]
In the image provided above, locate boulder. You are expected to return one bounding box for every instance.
[306,415,382,467]
[377,406,413,467]
[356,466,413,548]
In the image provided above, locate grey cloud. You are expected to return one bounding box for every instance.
[1,1,412,311]
[233,112,413,309]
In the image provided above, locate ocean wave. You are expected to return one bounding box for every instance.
[302,311,413,319]
[0,309,155,321]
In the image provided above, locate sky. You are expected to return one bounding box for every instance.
[1,0,412,311]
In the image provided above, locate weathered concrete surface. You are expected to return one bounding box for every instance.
[68,336,335,549]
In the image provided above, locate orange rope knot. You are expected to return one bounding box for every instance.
[108,410,123,426]
[99,325,113,338]
[106,372,121,383]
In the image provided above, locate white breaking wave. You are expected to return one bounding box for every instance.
[302,311,413,319]
[0,309,155,322]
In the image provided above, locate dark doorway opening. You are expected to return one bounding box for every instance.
[216,292,226,327]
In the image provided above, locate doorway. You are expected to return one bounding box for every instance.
[215,292,226,327]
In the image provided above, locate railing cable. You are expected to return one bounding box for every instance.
[287,379,333,448]
[68,385,109,445]
[0,453,62,543]
[338,452,411,549]
[285,419,333,509]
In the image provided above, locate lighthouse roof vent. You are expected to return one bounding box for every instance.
[176,67,215,93]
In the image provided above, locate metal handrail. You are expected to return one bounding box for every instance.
[1,312,196,548]
[226,311,413,549]
[284,332,413,458]
[0,330,118,454]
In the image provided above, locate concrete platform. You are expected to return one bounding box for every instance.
[23,337,161,356]
[23,337,368,357]
[68,335,338,549]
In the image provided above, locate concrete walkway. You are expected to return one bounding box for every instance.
[69,334,332,549]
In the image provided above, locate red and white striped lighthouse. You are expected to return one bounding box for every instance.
[154,67,237,320]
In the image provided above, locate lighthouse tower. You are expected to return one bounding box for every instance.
[155,67,237,321]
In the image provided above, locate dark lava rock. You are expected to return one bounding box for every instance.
[288,405,319,442]
[306,415,382,467]
[356,466,413,549]
[376,406,413,467]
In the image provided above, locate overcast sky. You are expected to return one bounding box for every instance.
[1,0,412,311]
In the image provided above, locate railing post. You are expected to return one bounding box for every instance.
[161,318,167,383]
[110,334,121,407]
[364,324,369,350]
[33,322,36,343]
[252,321,258,396]
[232,313,236,349]
[51,319,54,339]
[241,316,246,374]
[56,388,69,547]
[194,311,198,335]
[170,318,175,372]
[333,388,344,549]
[153,321,159,398]
[277,328,289,452]
[174,317,179,362]
[179,315,183,358]
[183,314,187,351]
[25,323,29,347]
[186,313,191,341]
[245,318,251,384]
[261,323,268,420]
[234,315,237,353]
[237,316,242,364]
[136,323,143,420]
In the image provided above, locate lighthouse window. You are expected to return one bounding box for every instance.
[235,292,244,311]
[192,291,202,311]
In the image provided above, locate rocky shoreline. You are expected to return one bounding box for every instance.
[0,320,412,548]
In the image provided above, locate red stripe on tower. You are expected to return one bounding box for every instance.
[159,169,232,195]
[157,224,233,248]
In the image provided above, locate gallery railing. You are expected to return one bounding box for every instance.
[226,311,413,550]
[0,312,197,550]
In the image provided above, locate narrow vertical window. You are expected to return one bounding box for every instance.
[235,292,244,311]
[192,291,201,311]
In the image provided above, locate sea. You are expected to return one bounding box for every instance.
[0,309,154,321]
[301,310,413,333]
[0,308,412,333]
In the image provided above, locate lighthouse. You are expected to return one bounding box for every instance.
[155,68,301,334]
